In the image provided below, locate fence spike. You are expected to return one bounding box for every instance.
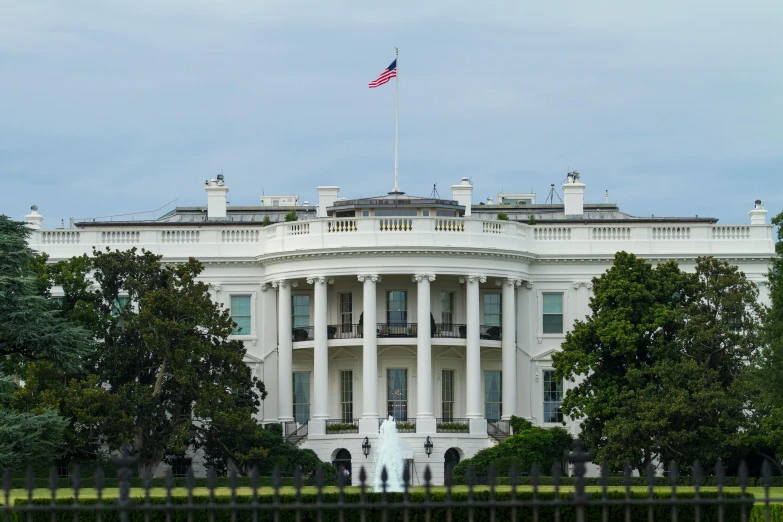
[49,466,58,495]
[762,459,772,489]
[381,465,389,493]
[623,463,632,493]
[250,465,260,491]
[403,463,410,485]
[164,466,173,493]
[25,467,34,498]
[669,461,678,488]
[293,466,302,489]
[646,461,655,491]
[715,459,725,492]
[692,460,702,490]
[316,466,325,489]
[358,466,367,487]
[530,462,540,487]
[466,465,477,488]
[229,467,238,493]
[509,463,519,488]
[95,467,105,498]
[207,467,217,491]
[738,460,748,489]
[423,465,432,486]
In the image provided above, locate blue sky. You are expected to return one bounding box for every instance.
[1,1,781,226]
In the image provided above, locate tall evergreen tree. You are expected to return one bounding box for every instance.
[0,216,92,470]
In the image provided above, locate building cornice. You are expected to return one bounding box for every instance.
[255,247,538,267]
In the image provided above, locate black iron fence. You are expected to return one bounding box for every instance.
[328,324,363,339]
[291,326,314,342]
[377,322,418,337]
[3,441,781,522]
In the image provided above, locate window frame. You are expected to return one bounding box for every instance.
[292,371,311,425]
[441,291,455,327]
[482,292,502,327]
[542,369,564,424]
[291,294,311,329]
[339,293,353,329]
[340,370,354,422]
[536,289,569,339]
[483,370,502,422]
[227,294,253,337]
[387,368,409,421]
[386,290,408,325]
[542,292,564,335]
[441,369,455,421]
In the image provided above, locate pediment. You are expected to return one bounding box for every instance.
[435,347,464,360]
[377,345,417,358]
[532,348,560,361]
[330,347,358,360]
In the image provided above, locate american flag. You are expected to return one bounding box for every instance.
[368,59,397,88]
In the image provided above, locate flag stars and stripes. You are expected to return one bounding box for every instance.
[368,59,397,88]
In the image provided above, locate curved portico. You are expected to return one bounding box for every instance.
[272,266,526,436]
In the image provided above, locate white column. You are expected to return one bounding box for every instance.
[501,278,520,420]
[309,276,331,434]
[274,280,294,423]
[414,274,436,433]
[463,275,485,431]
[358,274,381,434]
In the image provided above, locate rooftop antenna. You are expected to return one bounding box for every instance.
[430,183,441,199]
[545,183,562,205]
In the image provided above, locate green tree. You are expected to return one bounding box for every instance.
[0,216,92,470]
[752,210,783,472]
[284,210,298,222]
[50,248,266,475]
[553,252,762,474]
[497,212,509,221]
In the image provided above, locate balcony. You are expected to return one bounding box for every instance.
[479,325,502,341]
[433,323,467,338]
[380,417,416,433]
[436,418,470,433]
[325,419,359,434]
[377,322,417,338]
[290,323,502,343]
[291,326,314,342]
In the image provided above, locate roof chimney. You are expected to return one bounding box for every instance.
[562,171,586,217]
[316,186,340,218]
[24,205,44,229]
[749,199,768,225]
[451,177,473,217]
[205,175,229,219]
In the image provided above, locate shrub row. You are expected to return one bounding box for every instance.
[12,491,751,522]
[465,475,782,487]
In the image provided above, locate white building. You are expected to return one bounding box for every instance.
[24,174,775,484]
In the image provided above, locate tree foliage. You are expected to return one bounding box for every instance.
[751,210,783,472]
[48,248,267,475]
[553,252,762,474]
[0,216,93,470]
[452,424,571,482]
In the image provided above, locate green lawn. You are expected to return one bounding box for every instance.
[4,485,782,503]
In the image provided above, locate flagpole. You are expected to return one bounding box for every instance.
[392,47,400,194]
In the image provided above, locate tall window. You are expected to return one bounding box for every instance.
[387,369,408,421]
[292,295,310,328]
[386,291,407,324]
[441,292,454,327]
[543,370,563,423]
[442,370,455,421]
[229,295,251,335]
[340,293,353,329]
[483,294,502,326]
[293,372,310,424]
[111,296,131,318]
[542,293,564,334]
[51,296,64,307]
[340,370,353,422]
[484,371,502,421]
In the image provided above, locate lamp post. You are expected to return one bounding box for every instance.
[424,436,433,457]
[362,437,371,458]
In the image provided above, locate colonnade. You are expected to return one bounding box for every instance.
[274,273,522,434]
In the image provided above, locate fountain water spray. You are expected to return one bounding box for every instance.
[374,416,405,492]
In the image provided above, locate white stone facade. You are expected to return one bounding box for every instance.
[25,180,775,483]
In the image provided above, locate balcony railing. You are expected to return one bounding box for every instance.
[377,322,417,338]
[380,417,416,433]
[436,418,470,433]
[325,419,359,434]
[292,326,314,342]
[328,324,363,339]
[480,324,502,340]
[433,323,467,338]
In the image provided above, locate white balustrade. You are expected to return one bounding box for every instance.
[161,230,200,243]
[101,231,140,244]
[327,219,357,233]
[652,227,691,240]
[482,222,505,234]
[712,226,750,240]
[591,227,631,241]
[533,227,572,240]
[221,229,260,243]
[287,223,310,236]
[378,218,413,232]
[41,231,81,244]
[434,219,464,232]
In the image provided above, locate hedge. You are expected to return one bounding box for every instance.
[12,491,751,522]
[750,503,783,522]
[3,476,301,490]
[479,476,768,487]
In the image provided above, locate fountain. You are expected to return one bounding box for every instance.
[373,416,405,492]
